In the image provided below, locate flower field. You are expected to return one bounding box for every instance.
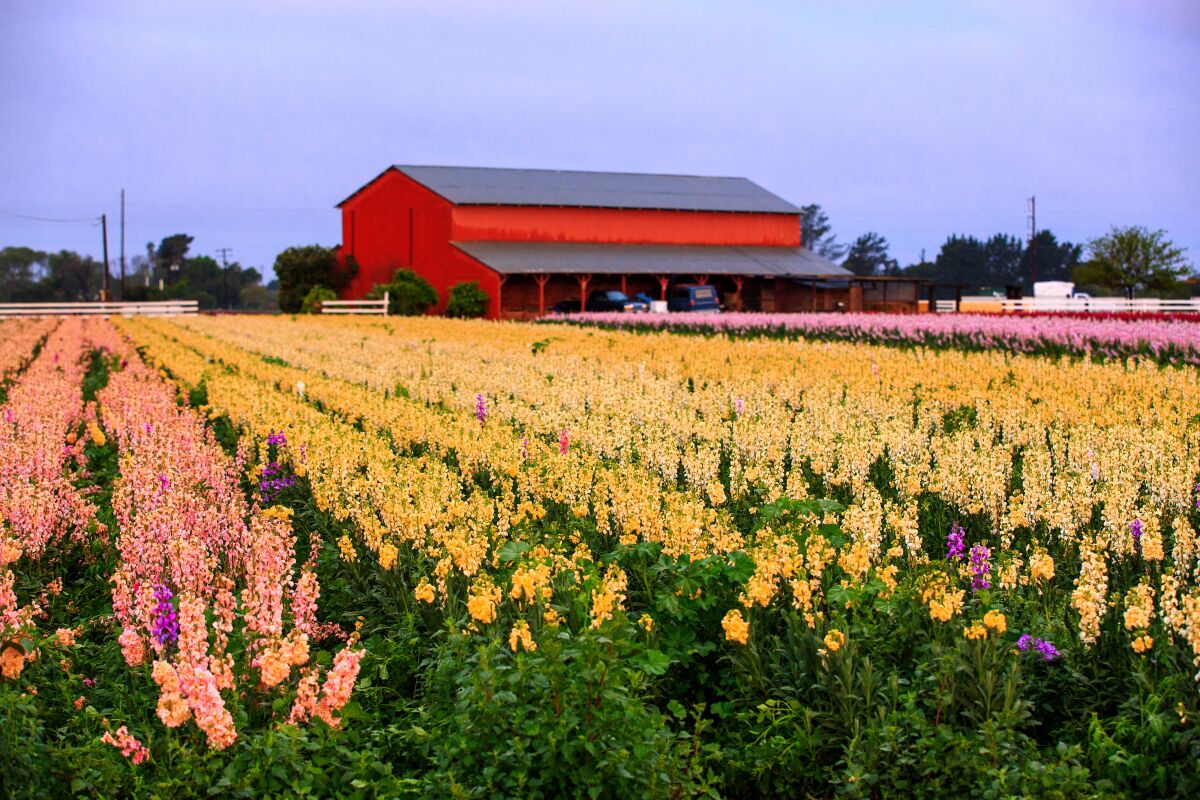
[558,310,1200,366]
[2,314,1200,798]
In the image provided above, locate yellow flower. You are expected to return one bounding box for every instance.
[543,608,560,627]
[1131,634,1153,654]
[378,543,399,571]
[963,623,988,640]
[414,579,435,604]
[337,534,357,563]
[1029,550,1055,583]
[467,580,502,625]
[823,628,845,653]
[638,613,654,633]
[722,609,749,645]
[87,421,107,447]
[509,620,536,652]
[983,610,1007,635]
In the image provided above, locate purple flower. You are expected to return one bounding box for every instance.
[1130,519,1142,549]
[150,584,178,647]
[968,544,991,591]
[157,474,170,493]
[946,523,965,561]
[267,430,287,447]
[520,436,528,461]
[1016,633,1060,662]
[475,393,488,424]
[1035,639,1061,661]
[1195,482,1199,510]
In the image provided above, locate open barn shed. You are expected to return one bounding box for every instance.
[335,165,925,319]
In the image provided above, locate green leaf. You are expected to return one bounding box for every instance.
[496,540,530,563]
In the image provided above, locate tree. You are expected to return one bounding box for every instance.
[366,268,438,316]
[1074,226,1191,299]
[239,284,278,311]
[156,234,194,274]
[842,233,897,277]
[0,246,46,302]
[443,281,490,318]
[274,245,342,313]
[799,204,847,260]
[981,234,1024,290]
[1019,231,1082,290]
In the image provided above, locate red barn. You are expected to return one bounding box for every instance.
[335,165,921,318]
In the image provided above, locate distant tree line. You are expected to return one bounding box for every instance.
[0,234,278,309]
[801,204,1196,298]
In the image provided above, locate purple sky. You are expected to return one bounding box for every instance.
[2,1,1197,279]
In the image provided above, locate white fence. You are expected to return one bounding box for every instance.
[998,297,1200,314]
[934,300,959,313]
[0,300,199,318]
[319,292,388,316]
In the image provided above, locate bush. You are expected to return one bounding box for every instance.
[366,269,438,316]
[300,285,337,314]
[443,281,490,319]
[273,246,355,313]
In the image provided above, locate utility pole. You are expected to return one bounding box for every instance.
[1027,196,1037,285]
[217,247,233,309]
[101,213,110,302]
[119,189,126,300]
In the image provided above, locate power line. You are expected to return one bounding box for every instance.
[0,209,102,223]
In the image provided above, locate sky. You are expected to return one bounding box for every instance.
[2,0,1198,280]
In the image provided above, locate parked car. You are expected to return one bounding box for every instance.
[667,284,721,313]
[585,290,648,312]
[632,292,658,306]
[549,298,581,313]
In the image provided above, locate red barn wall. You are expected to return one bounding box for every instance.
[452,206,800,247]
[339,169,501,315]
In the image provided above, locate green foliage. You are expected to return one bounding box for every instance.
[443,281,490,318]
[366,269,438,316]
[300,285,338,314]
[274,245,353,314]
[842,232,898,277]
[799,204,847,260]
[1075,226,1192,299]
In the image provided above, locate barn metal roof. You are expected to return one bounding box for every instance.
[452,241,852,278]
[339,166,802,214]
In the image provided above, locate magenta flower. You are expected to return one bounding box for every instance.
[1130,519,1142,549]
[475,393,488,424]
[150,584,179,647]
[968,543,991,591]
[733,398,745,417]
[267,430,287,446]
[946,523,965,561]
[558,429,570,455]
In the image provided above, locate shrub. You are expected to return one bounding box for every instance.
[366,269,438,316]
[443,281,490,318]
[300,285,337,314]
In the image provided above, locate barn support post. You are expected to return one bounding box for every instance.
[731,275,744,311]
[693,274,709,285]
[497,274,506,319]
[575,274,591,313]
[534,273,549,316]
[655,274,669,301]
[811,281,817,311]
[620,274,627,295]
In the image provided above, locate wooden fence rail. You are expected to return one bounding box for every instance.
[319,292,389,316]
[998,297,1200,314]
[0,300,199,318]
